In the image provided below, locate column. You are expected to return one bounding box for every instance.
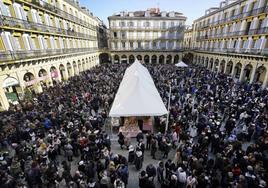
[149,56,152,64]
[231,64,236,76]
[33,68,43,93]
[249,64,257,83]
[0,87,9,110]
[262,70,268,88]
[170,56,174,64]
[239,64,246,82]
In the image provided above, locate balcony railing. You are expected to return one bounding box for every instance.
[0,47,98,62]
[199,6,268,30]
[195,28,265,41]
[0,15,97,40]
[111,47,183,52]
[192,47,268,56]
[31,0,96,30]
[110,26,185,31]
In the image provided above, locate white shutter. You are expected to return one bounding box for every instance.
[50,36,55,49]
[28,36,36,50]
[38,36,44,49]
[1,32,13,51]
[20,7,27,20]
[0,2,10,16]
[44,13,50,25]
[37,14,42,24]
[55,17,60,28]
[13,3,22,19]
[22,34,31,50]
[31,9,38,23]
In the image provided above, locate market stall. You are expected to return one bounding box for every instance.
[109,60,167,137]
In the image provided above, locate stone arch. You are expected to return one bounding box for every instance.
[129,55,135,64]
[67,62,73,77]
[214,59,219,72]
[38,69,47,78]
[174,55,179,64]
[82,59,86,71]
[152,55,157,64]
[73,61,78,75]
[226,61,233,75]
[114,55,120,63]
[219,60,226,73]
[205,57,209,68]
[144,55,150,64]
[50,66,59,84]
[23,72,36,90]
[166,55,172,64]
[209,58,214,70]
[159,55,165,64]
[121,55,127,63]
[78,60,82,72]
[99,53,110,64]
[137,55,142,61]
[243,63,254,82]
[59,64,68,81]
[234,62,242,79]
[255,66,267,84]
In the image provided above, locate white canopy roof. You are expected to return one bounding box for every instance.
[175,61,188,67]
[109,60,168,117]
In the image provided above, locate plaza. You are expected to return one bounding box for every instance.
[0,0,268,188]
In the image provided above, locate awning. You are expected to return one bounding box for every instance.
[3,77,19,88]
[109,60,168,117]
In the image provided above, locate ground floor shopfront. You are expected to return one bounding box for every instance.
[191,51,268,88]
[0,52,100,111]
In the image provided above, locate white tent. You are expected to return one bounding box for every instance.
[109,60,168,117]
[175,61,188,67]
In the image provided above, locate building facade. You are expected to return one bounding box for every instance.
[183,26,193,49]
[0,0,101,110]
[189,0,268,88]
[108,9,186,64]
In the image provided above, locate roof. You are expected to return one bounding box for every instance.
[109,60,168,117]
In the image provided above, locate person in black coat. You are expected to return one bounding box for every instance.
[139,170,149,188]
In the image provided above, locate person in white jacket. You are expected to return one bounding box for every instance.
[177,167,187,188]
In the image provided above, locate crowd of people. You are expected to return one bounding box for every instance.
[138,63,268,188]
[0,61,267,188]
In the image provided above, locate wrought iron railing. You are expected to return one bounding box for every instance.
[0,47,98,62]
[0,15,97,40]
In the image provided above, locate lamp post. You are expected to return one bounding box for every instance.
[165,82,171,134]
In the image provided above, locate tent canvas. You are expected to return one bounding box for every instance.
[109,60,168,117]
[175,61,188,67]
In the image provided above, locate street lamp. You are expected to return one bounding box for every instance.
[165,82,171,134]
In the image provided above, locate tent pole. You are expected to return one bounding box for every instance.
[165,83,171,134]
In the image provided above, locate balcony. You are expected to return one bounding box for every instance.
[0,15,97,40]
[31,0,96,30]
[192,47,268,56]
[0,47,98,62]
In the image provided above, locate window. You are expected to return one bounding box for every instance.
[130,42,133,48]
[114,42,118,49]
[128,21,134,27]
[137,41,141,48]
[170,22,174,27]
[121,31,126,39]
[120,21,126,27]
[122,42,125,48]
[153,41,157,48]
[113,32,117,38]
[12,36,22,50]
[0,3,11,16]
[161,22,166,29]
[144,21,150,27]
